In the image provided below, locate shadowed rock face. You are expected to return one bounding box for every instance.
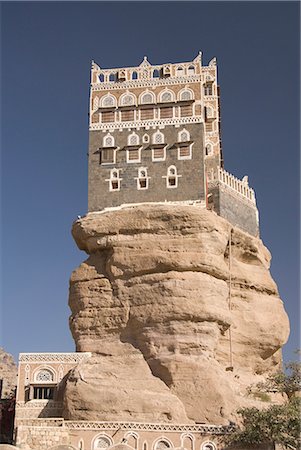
[64,205,289,424]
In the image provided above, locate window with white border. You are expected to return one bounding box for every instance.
[201,442,216,450]
[92,434,113,450]
[159,89,175,103]
[34,368,55,383]
[136,167,149,190]
[164,165,181,188]
[127,148,141,163]
[143,134,149,143]
[187,65,195,75]
[176,66,185,77]
[120,92,136,107]
[103,133,115,147]
[152,130,164,145]
[128,132,139,146]
[140,91,155,104]
[101,94,117,108]
[178,129,190,142]
[106,169,121,191]
[153,438,173,450]
[179,88,194,102]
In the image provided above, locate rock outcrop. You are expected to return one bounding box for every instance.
[64,205,289,424]
[0,349,17,399]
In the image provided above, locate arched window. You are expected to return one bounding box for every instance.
[78,439,84,450]
[120,93,136,106]
[160,90,174,103]
[35,368,54,382]
[99,74,105,82]
[201,443,216,450]
[154,439,172,450]
[187,65,195,75]
[176,66,185,76]
[132,71,138,80]
[109,73,116,82]
[205,143,213,156]
[93,435,112,450]
[140,91,155,104]
[178,129,190,142]
[153,131,164,145]
[109,169,121,191]
[153,69,160,78]
[101,95,116,108]
[167,166,178,188]
[143,134,149,143]
[137,168,148,190]
[103,134,114,147]
[179,89,193,101]
[128,133,139,146]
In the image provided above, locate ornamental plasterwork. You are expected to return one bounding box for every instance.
[64,421,235,434]
[19,352,91,363]
[90,116,203,132]
[91,75,202,91]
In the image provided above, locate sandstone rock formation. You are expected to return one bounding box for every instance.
[0,349,17,399]
[64,205,289,424]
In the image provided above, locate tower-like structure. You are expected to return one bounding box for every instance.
[88,53,259,235]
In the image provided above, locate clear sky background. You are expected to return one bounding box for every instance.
[1,2,300,364]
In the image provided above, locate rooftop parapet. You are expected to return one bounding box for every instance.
[90,53,217,85]
[208,167,256,204]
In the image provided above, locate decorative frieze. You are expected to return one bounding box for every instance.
[19,352,91,363]
[90,116,203,132]
[91,75,202,91]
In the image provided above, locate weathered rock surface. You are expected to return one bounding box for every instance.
[0,348,17,399]
[65,205,290,424]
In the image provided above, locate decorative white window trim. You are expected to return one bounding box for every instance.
[128,132,139,146]
[176,66,185,76]
[187,65,195,75]
[142,134,149,143]
[119,91,136,107]
[178,143,193,160]
[201,442,216,450]
[152,146,166,162]
[153,437,173,450]
[92,434,113,450]
[136,167,149,190]
[152,130,164,145]
[178,87,194,101]
[139,90,156,104]
[100,94,117,108]
[163,165,182,188]
[126,147,142,164]
[178,128,190,142]
[158,88,175,103]
[33,367,56,384]
[103,133,115,147]
[106,169,122,191]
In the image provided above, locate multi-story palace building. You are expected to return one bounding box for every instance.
[88,54,259,236]
[13,54,262,450]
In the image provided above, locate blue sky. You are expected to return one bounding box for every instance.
[1,1,300,364]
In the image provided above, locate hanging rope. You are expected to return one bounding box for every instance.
[226,228,234,371]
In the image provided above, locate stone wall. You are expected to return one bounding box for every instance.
[88,123,205,212]
[208,183,259,237]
